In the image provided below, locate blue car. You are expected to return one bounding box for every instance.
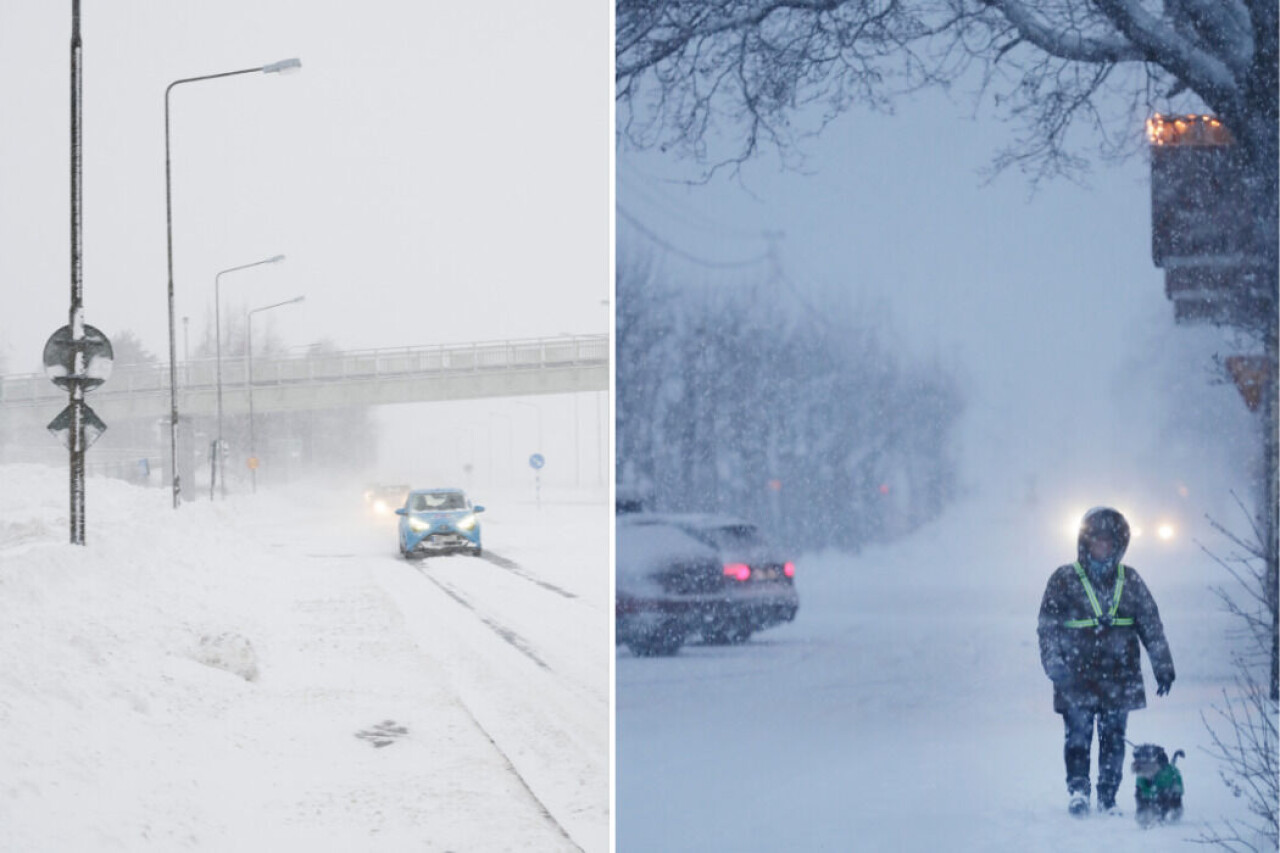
[396,488,485,558]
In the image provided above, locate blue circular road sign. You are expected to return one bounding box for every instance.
[529,453,545,470]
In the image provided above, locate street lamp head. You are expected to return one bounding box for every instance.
[269,254,286,264]
[262,58,302,75]
[249,294,306,316]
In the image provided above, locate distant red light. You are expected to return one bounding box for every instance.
[723,563,751,581]
[878,483,890,495]
[783,562,795,578]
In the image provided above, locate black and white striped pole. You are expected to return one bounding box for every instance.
[43,0,111,544]
[69,0,83,543]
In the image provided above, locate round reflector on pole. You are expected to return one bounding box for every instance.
[43,324,113,390]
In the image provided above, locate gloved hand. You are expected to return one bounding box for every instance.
[1156,674,1174,697]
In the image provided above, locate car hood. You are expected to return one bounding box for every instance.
[409,509,473,521]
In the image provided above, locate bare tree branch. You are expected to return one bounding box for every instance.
[988,0,1145,63]
[616,0,1272,188]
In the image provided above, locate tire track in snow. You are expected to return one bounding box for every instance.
[479,550,579,600]
[406,564,583,851]
[411,564,551,671]
[453,699,584,853]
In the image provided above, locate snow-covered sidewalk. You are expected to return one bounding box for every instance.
[0,466,607,851]
[616,500,1266,851]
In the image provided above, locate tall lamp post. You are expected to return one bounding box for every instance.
[165,57,301,509]
[215,254,285,498]
[246,295,304,493]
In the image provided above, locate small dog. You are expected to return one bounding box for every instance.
[1130,743,1185,827]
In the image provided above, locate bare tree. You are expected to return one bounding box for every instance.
[615,246,964,550]
[1197,499,1279,852]
[616,0,1277,339]
[618,2,1275,196]
[106,329,158,367]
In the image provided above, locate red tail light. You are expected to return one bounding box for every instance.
[723,563,751,581]
[784,562,795,578]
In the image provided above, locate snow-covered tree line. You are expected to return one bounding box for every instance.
[617,251,964,551]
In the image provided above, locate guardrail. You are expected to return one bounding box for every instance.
[0,334,609,407]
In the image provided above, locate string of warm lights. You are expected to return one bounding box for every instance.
[1146,114,1233,147]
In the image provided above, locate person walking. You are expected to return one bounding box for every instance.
[1038,506,1176,816]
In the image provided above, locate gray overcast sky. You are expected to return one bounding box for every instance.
[0,1,608,372]
[618,88,1257,531]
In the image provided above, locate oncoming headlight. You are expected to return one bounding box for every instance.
[373,500,389,514]
[456,514,477,531]
[408,517,430,532]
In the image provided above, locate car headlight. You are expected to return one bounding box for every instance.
[374,500,389,514]
[408,517,430,532]
[456,514,477,531]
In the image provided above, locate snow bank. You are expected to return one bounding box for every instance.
[0,465,600,850]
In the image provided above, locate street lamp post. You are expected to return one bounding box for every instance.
[164,57,301,509]
[215,254,285,498]
[246,295,304,493]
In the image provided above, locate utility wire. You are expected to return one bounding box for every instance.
[618,195,859,337]
[617,205,771,270]
[617,163,770,240]
[765,241,842,335]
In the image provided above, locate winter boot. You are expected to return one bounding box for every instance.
[1096,785,1121,816]
[1068,792,1090,817]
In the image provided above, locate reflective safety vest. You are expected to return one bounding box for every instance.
[1063,561,1135,629]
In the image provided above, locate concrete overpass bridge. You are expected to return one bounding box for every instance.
[1,333,608,425]
[0,334,608,480]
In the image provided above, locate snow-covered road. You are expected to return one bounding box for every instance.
[0,466,608,851]
[616,501,1262,851]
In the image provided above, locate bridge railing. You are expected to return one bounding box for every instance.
[0,334,608,406]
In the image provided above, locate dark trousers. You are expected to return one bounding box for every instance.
[1062,708,1128,803]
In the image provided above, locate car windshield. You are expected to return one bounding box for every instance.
[412,492,466,511]
[686,523,765,550]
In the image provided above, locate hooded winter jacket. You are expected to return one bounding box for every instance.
[1037,530,1175,713]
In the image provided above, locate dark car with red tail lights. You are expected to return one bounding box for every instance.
[616,513,798,655]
